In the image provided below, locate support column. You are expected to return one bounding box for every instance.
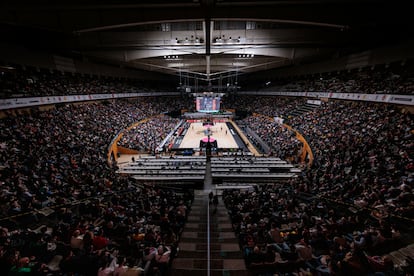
[206,55,211,81]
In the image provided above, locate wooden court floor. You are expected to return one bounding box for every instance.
[179,122,239,149]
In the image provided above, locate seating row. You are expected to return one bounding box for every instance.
[132,175,205,181]
[121,166,205,171]
[120,169,205,175]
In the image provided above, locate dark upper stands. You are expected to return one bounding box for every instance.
[241,59,414,95]
[1,59,413,99]
[0,64,176,98]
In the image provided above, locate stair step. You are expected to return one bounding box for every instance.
[184,222,233,228]
[170,269,251,276]
[179,242,241,252]
[183,228,235,233]
[173,189,248,275]
[187,214,230,220]
[177,250,243,259]
[172,258,246,270]
[184,223,233,228]
[196,243,240,251]
[191,205,227,209]
[180,237,239,244]
[187,217,232,222]
[180,231,237,239]
[180,232,238,243]
[194,259,222,269]
[180,236,238,242]
[186,216,229,221]
[188,209,228,215]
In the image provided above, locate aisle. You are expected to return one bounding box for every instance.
[171,190,249,276]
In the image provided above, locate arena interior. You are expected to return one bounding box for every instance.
[0,1,414,276]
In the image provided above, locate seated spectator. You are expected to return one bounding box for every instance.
[8,257,32,275]
[247,245,265,267]
[152,245,171,276]
[295,239,314,262]
[366,254,394,274]
[113,257,128,276]
[314,254,333,276]
[117,257,144,276]
[263,245,276,264]
[337,250,371,275]
[269,222,283,244]
[351,230,372,250]
[70,229,84,250]
[97,256,116,276]
[93,229,109,250]
[142,246,157,263]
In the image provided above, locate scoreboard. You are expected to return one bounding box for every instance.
[196,96,221,113]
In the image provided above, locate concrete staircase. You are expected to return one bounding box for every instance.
[171,191,250,276]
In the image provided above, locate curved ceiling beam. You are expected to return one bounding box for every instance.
[75,18,204,34]
[75,16,348,34]
[213,18,349,30]
[3,2,200,11]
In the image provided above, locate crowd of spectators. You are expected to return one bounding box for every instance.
[224,95,414,275]
[287,101,413,219]
[0,64,177,98]
[117,117,180,153]
[0,184,193,276]
[0,67,413,276]
[239,115,302,162]
[223,96,301,118]
[227,96,308,162]
[241,60,414,95]
[2,59,414,99]
[0,96,193,275]
[223,183,403,275]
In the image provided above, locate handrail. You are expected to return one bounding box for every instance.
[207,194,211,276]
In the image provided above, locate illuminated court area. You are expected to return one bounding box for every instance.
[179,122,239,149]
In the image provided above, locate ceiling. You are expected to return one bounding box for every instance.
[1,0,413,85]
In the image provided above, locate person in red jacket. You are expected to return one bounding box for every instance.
[93,228,109,250]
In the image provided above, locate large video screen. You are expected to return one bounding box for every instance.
[196,96,221,113]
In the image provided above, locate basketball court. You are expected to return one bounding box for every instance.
[179,122,238,149]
